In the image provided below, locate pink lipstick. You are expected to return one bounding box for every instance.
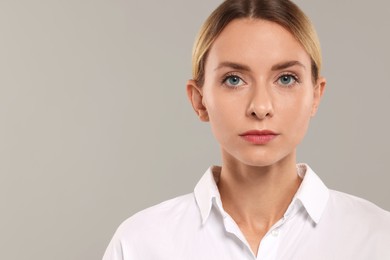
[239,130,278,144]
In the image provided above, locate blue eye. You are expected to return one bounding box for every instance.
[223,75,245,88]
[277,74,297,87]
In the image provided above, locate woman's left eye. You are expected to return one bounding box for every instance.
[277,74,298,87]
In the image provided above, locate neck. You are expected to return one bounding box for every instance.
[218,150,301,229]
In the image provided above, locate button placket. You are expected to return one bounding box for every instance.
[271,229,279,237]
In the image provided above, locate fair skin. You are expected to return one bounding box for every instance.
[187,19,326,256]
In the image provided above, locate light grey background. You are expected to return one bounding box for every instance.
[0,1,389,259]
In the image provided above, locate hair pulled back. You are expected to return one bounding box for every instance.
[192,0,322,86]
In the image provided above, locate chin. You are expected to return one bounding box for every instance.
[227,148,295,168]
[239,158,281,168]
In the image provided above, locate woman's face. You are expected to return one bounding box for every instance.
[187,19,325,167]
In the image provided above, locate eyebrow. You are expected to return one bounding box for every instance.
[214,60,306,72]
[271,60,306,71]
[214,62,251,72]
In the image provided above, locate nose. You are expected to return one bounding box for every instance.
[246,84,274,120]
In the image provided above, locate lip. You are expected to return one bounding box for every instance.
[239,129,279,144]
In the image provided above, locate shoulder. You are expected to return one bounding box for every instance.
[321,190,390,256]
[114,192,198,239]
[328,189,390,219]
[325,189,390,234]
[103,193,199,259]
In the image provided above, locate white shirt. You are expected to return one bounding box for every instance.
[103,164,390,260]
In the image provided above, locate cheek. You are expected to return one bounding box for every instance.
[206,95,236,127]
[203,91,243,138]
[284,93,313,136]
[204,86,237,118]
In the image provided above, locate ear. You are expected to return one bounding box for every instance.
[311,76,326,117]
[186,80,209,122]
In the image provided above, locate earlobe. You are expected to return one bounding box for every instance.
[311,77,326,117]
[186,80,209,122]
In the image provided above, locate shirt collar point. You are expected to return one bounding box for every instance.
[194,166,220,224]
[296,164,330,224]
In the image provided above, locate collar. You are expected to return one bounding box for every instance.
[293,163,329,224]
[194,165,223,225]
[194,163,329,225]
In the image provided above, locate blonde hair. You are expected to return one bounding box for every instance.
[192,0,322,86]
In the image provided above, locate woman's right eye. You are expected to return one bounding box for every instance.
[223,75,245,88]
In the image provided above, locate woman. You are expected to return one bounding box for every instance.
[103,0,390,259]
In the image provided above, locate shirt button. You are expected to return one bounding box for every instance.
[271,229,279,237]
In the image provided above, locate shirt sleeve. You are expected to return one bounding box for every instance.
[102,233,124,260]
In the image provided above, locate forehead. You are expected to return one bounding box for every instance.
[207,18,311,70]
